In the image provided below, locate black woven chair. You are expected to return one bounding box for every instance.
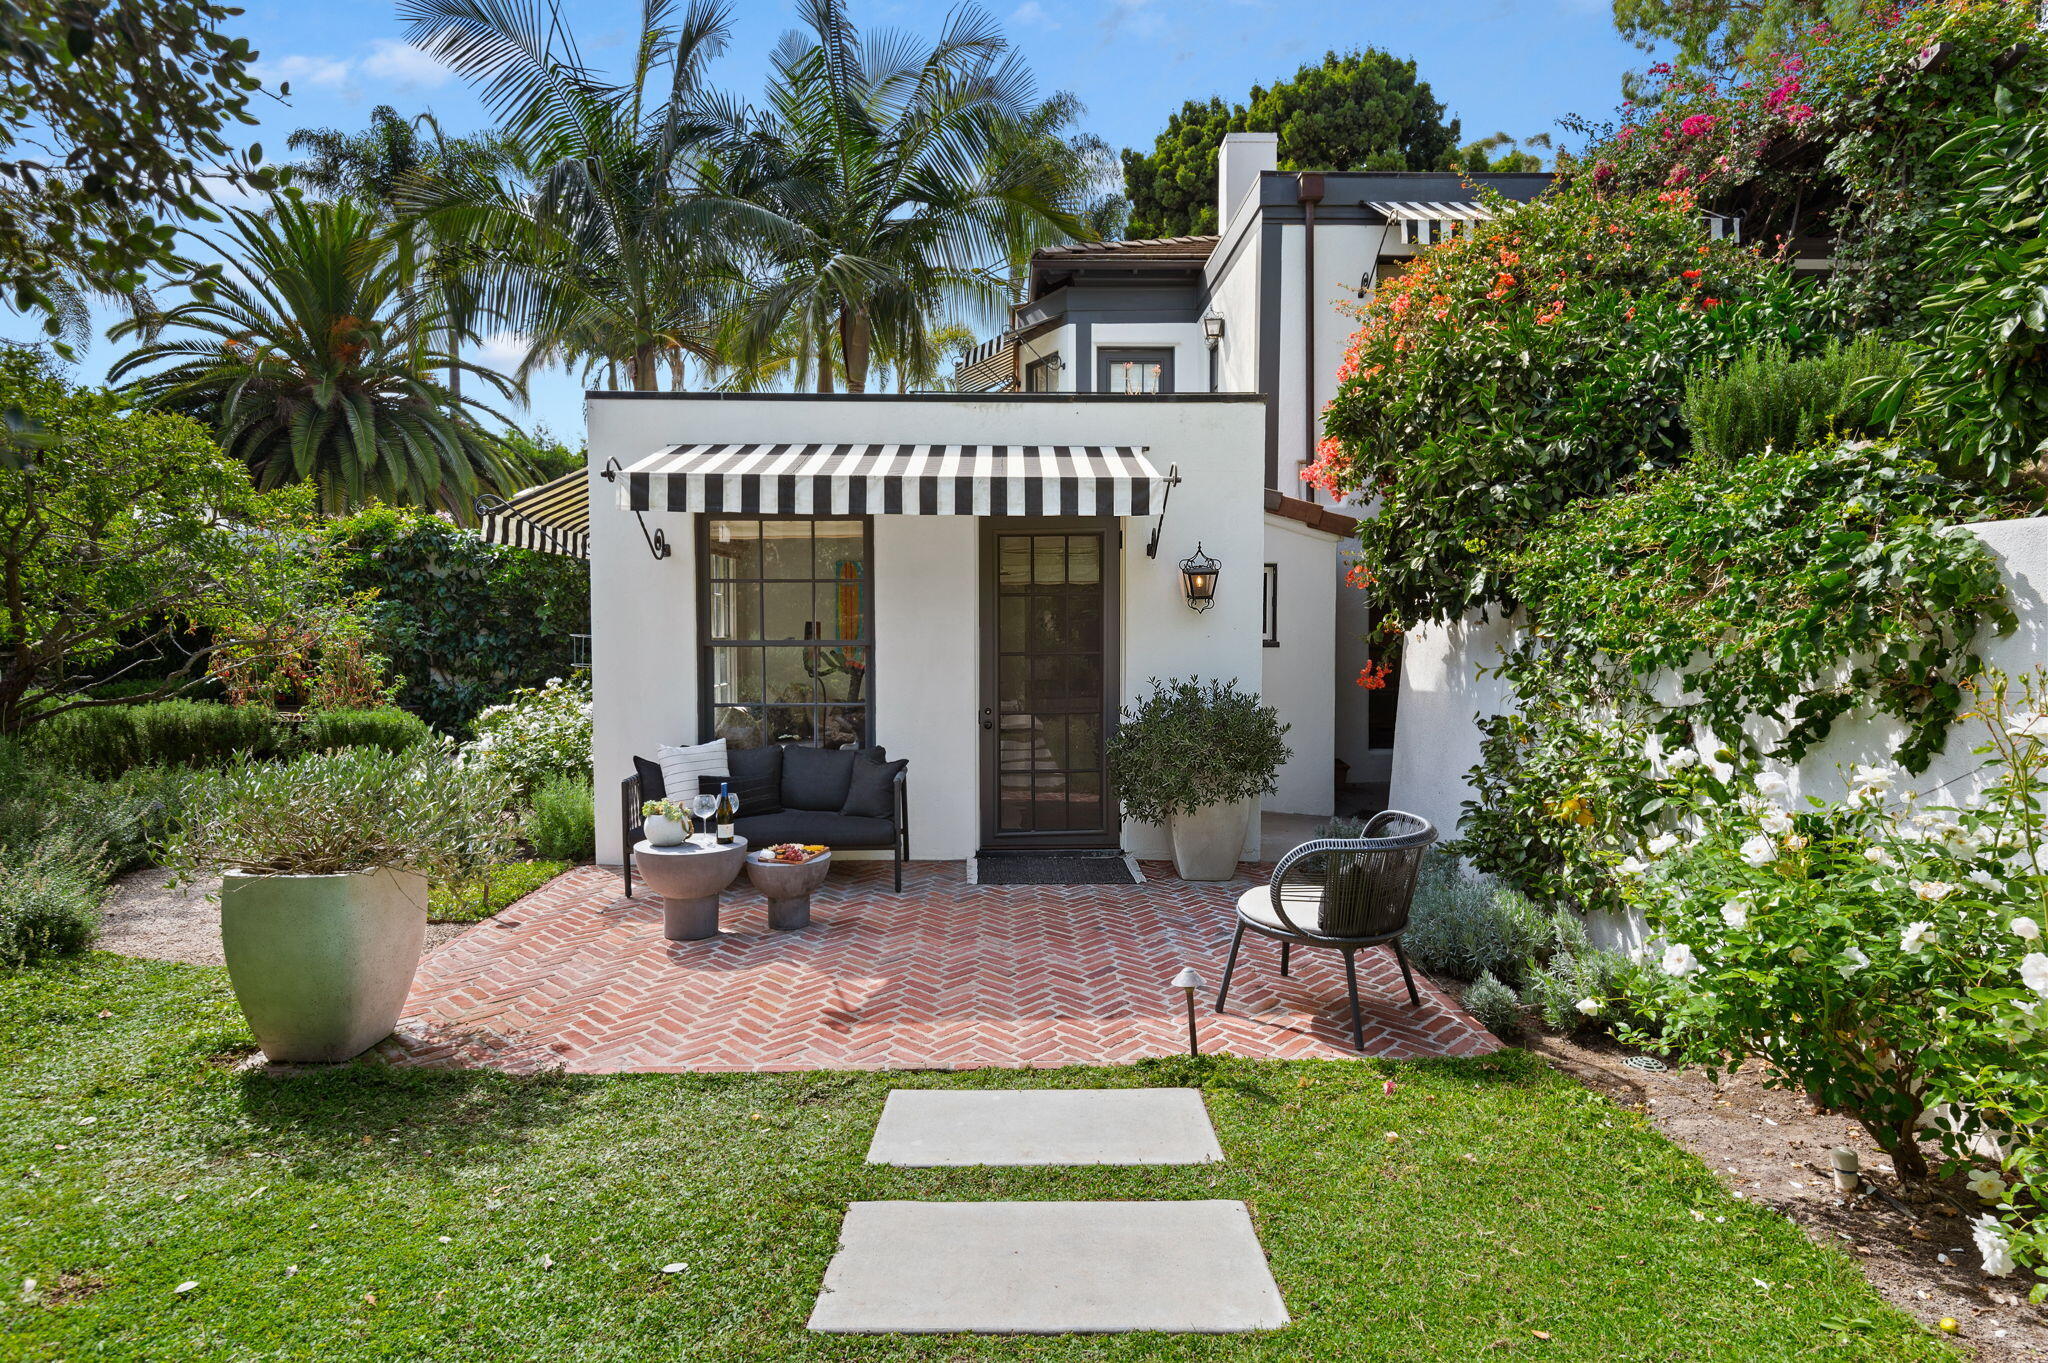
[1215,810,1438,1050]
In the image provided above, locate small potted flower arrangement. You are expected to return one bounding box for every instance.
[640,799,692,846]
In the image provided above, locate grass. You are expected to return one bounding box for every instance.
[0,955,1952,1362]
[427,859,570,923]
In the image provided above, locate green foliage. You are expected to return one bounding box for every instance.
[23,701,285,780]
[429,858,569,923]
[0,346,290,736]
[525,775,595,863]
[1104,678,1290,825]
[1609,0,1848,82]
[319,504,588,732]
[1620,676,2048,1219]
[1682,334,1907,462]
[296,707,433,755]
[465,676,592,795]
[0,2,271,352]
[109,196,531,512]
[1462,970,1524,1040]
[1402,856,1552,984]
[1120,50,1461,237]
[1883,84,2048,487]
[0,837,102,968]
[170,745,518,880]
[1462,438,2018,912]
[1315,181,1808,627]
[1523,934,1656,1038]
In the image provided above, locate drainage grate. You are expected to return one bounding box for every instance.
[1621,1053,1670,1072]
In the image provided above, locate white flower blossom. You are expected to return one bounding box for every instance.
[1663,746,1700,771]
[1911,881,1956,904]
[1575,998,1601,1017]
[1755,772,1789,798]
[1968,868,2001,888]
[1864,846,1899,869]
[1739,835,1777,867]
[1850,763,1896,792]
[1966,1169,2010,1203]
[1974,1216,2017,1277]
[1900,921,1936,954]
[1661,943,1700,977]
[1758,808,1794,836]
[1783,833,1807,851]
[2022,953,2048,999]
[1647,832,1680,856]
[2013,917,2042,943]
[2005,711,2048,741]
[1838,946,1869,978]
[1617,856,1648,877]
[1720,900,1750,930]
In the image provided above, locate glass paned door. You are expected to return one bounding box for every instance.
[982,522,1117,847]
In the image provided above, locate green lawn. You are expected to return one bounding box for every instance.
[1,955,1949,1362]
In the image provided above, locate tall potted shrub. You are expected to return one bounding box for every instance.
[173,746,517,1062]
[1107,677,1290,881]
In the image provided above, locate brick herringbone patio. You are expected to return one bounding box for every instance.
[374,861,1498,1074]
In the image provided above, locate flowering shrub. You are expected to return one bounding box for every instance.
[1617,676,2048,1280]
[1315,178,1805,627]
[463,676,592,796]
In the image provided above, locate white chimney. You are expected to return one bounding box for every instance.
[1215,131,1277,238]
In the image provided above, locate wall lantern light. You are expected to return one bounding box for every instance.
[1201,311,1226,348]
[1179,543,1220,612]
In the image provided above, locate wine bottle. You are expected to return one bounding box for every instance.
[715,782,735,845]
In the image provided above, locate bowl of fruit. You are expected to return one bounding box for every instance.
[762,843,827,865]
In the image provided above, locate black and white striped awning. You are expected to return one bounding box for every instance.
[1367,200,1493,245]
[476,470,589,558]
[619,443,1171,516]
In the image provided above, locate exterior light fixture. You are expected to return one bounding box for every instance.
[1172,967,1204,1055]
[1201,311,1226,348]
[1179,543,1220,612]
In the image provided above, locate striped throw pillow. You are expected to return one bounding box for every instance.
[656,740,728,802]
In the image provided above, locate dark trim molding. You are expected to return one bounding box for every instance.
[1257,218,1285,490]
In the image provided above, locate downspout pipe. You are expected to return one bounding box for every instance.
[1297,172,1325,502]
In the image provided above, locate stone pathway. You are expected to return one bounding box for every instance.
[811,1088,1289,1336]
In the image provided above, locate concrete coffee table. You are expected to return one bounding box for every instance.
[744,849,832,930]
[633,838,748,941]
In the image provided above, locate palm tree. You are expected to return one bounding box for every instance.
[109,195,529,513]
[707,0,1088,393]
[399,0,741,391]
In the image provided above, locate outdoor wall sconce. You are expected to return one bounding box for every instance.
[1179,543,1220,612]
[1201,311,1226,348]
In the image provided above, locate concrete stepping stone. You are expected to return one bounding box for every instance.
[865,1088,1223,1166]
[807,1200,1290,1334]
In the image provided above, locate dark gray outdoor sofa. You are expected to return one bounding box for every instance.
[621,743,909,896]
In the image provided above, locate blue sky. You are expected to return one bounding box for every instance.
[39,0,1654,444]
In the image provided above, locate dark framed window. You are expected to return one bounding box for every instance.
[1261,562,1279,647]
[1096,347,1174,395]
[700,516,871,749]
[1024,355,1060,392]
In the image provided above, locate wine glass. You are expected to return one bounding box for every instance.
[690,792,718,845]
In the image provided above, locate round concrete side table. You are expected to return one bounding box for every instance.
[743,850,832,930]
[633,838,748,940]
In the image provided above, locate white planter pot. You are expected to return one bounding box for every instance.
[219,867,428,1064]
[1167,798,1256,881]
[643,814,689,847]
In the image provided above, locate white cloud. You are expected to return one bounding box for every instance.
[360,40,453,93]
[252,41,451,101]
[1010,0,1056,27]
[473,331,534,374]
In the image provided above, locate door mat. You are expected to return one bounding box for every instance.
[969,853,1141,886]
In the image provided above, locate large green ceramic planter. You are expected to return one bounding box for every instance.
[220,868,429,1063]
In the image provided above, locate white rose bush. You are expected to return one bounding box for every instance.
[1618,673,2048,1284]
[463,675,594,795]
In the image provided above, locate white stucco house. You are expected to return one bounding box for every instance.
[490,135,1557,871]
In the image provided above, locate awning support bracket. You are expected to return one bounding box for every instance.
[599,456,672,561]
[1143,464,1182,559]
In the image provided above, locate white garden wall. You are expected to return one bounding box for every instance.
[1390,517,2048,941]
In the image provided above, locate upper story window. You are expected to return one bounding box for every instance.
[701,517,871,750]
[1024,355,1060,392]
[1097,347,1173,395]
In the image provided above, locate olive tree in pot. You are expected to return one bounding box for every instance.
[172,746,517,1063]
[1106,677,1290,881]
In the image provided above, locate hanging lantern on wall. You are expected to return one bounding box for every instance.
[1179,543,1220,612]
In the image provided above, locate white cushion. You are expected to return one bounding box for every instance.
[1235,883,1326,935]
[657,739,728,799]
